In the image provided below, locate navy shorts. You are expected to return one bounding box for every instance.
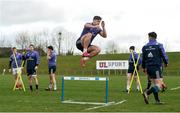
[49,66,56,74]
[147,66,162,79]
[128,66,139,74]
[76,40,83,52]
[27,67,36,76]
[76,39,92,52]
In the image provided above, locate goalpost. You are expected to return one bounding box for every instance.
[60,76,113,105]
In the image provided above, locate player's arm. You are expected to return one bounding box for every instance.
[84,23,99,28]
[159,44,168,67]
[22,53,26,67]
[99,21,107,38]
[35,52,40,70]
[47,51,51,60]
[36,52,40,66]
[141,47,146,73]
[9,57,12,69]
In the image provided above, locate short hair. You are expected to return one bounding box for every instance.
[12,47,16,50]
[29,44,34,47]
[93,16,102,20]
[148,32,157,39]
[129,46,135,50]
[47,45,53,50]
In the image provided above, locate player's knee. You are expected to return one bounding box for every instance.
[96,47,101,53]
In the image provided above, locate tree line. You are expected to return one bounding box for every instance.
[0,26,129,58]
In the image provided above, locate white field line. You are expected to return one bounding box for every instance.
[85,100,127,111]
[170,86,180,90]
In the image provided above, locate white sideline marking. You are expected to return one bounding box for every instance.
[62,100,114,105]
[85,100,127,111]
[170,86,180,90]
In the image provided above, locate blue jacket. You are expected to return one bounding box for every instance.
[128,52,141,68]
[77,23,102,44]
[48,51,57,67]
[24,50,40,68]
[9,52,23,68]
[142,39,168,68]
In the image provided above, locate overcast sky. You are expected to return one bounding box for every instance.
[0,0,180,52]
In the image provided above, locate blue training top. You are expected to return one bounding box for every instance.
[128,52,142,68]
[9,52,23,68]
[48,51,57,67]
[142,39,168,68]
[24,50,40,68]
[77,23,102,44]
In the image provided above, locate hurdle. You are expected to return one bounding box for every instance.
[61,76,113,105]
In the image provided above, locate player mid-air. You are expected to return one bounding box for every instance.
[76,16,107,67]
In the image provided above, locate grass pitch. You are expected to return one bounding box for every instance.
[0,74,180,112]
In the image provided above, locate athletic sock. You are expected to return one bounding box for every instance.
[137,85,140,91]
[152,86,160,102]
[36,84,38,90]
[153,92,160,102]
[49,84,52,89]
[147,80,151,89]
[54,84,57,90]
[126,85,130,91]
[30,85,33,91]
[83,48,87,53]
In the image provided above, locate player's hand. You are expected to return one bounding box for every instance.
[35,66,38,70]
[143,68,147,74]
[47,50,51,55]
[164,64,168,67]
[9,69,11,73]
[101,21,105,28]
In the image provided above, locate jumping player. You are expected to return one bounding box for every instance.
[126,46,141,92]
[142,32,168,104]
[76,16,107,67]
[9,47,23,89]
[45,46,57,91]
[23,44,40,91]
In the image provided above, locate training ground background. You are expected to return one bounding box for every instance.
[0,53,180,112]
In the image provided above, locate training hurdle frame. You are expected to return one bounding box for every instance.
[61,76,113,105]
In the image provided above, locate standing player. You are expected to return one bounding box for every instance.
[9,47,23,89]
[126,46,141,92]
[142,32,168,104]
[45,46,57,91]
[24,44,40,91]
[76,16,107,67]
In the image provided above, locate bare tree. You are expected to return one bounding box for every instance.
[0,33,12,47]
[63,31,76,55]
[51,27,77,55]
[51,27,65,55]
[105,40,119,54]
[15,31,30,49]
[0,37,6,47]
